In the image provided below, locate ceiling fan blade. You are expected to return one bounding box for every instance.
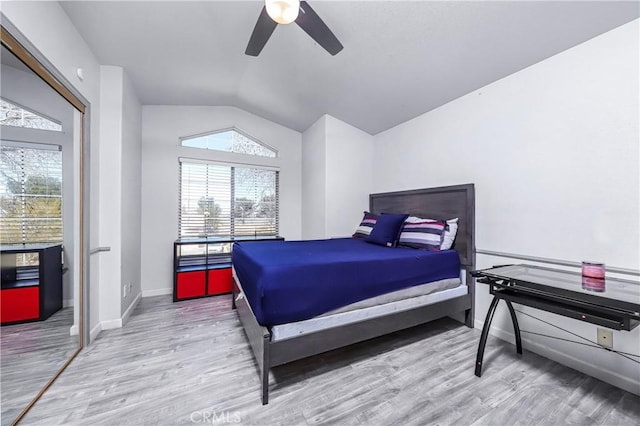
[245,6,278,56]
[296,1,343,56]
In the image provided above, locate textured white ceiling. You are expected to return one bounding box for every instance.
[60,1,639,134]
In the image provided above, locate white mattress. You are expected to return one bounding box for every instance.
[270,280,468,341]
[319,277,461,317]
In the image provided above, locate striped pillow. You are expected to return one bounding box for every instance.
[406,216,458,250]
[353,211,377,239]
[398,220,446,251]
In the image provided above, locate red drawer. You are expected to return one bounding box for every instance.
[176,271,206,299]
[207,268,232,295]
[1,287,40,323]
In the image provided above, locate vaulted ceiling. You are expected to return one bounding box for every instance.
[60,1,639,134]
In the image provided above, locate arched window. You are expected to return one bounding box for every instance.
[181,128,276,158]
[0,98,62,132]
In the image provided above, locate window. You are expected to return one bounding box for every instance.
[179,160,279,238]
[181,129,276,158]
[0,98,62,132]
[0,142,63,245]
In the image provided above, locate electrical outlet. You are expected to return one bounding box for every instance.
[123,284,127,298]
[597,328,613,349]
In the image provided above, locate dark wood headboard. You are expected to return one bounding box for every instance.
[369,184,475,268]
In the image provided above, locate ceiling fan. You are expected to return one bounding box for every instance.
[245,0,344,57]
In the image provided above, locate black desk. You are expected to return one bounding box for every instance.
[472,264,640,377]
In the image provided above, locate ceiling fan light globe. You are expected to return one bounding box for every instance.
[265,0,300,24]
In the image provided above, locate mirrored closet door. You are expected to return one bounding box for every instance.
[1,27,86,425]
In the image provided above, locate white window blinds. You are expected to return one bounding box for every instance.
[0,143,63,245]
[179,160,279,238]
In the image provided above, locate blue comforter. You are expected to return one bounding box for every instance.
[232,238,460,326]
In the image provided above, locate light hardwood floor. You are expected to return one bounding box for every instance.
[1,307,78,425]
[18,296,640,425]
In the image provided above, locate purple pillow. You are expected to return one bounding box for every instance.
[366,213,409,247]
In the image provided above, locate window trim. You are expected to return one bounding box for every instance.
[179,127,278,158]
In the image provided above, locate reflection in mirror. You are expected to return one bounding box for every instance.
[0,44,81,424]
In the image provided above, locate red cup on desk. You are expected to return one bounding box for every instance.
[582,261,605,279]
[581,261,605,292]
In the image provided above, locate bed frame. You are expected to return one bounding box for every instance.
[232,183,475,404]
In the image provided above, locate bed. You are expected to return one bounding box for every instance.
[231,184,475,404]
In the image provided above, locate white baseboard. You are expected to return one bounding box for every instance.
[90,322,102,343]
[63,298,74,308]
[101,318,122,330]
[121,292,141,326]
[88,293,142,343]
[142,287,172,297]
[70,324,79,336]
[474,319,640,396]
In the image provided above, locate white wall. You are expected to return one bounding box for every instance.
[301,116,327,239]
[301,114,374,240]
[325,115,374,238]
[141,106,302,296]
[373,20,640,394]
[98,66,123,326]
[120,71,142,317]
[2,2,103,336]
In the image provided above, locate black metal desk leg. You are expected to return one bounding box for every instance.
[505,300,523,355]
[475,296,500,377]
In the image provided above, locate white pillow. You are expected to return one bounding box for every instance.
[406,216,458,250]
